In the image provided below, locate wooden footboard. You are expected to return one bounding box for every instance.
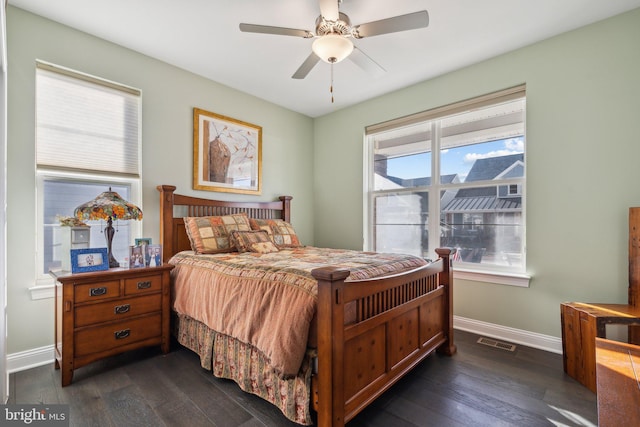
[312,248,455,427]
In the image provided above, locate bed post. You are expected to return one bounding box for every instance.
[157,185,176,264]
[279,195,292,223]
[313,266,350,427]
[435,247,457,356]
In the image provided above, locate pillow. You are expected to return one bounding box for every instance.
[230,230,280,254]
[249,218,302,248]
[184,213,251,254]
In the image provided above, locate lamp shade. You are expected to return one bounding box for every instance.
[74,188,142,269]
[74,188,143,222]
[312,34,354,63]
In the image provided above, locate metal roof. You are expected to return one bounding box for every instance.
[442,195,521,213]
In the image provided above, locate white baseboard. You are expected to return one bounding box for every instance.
[454,315,562,354]
[7,345,54,374]
[6,318,562,374]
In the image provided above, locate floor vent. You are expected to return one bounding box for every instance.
[477,337,517,352]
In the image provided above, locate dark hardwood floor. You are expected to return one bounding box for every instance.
[8,330,597,426]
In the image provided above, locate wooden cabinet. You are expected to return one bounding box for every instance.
[561,207,640,392]
[595,338,640,426]
[561,302,640,392]
[51,265,174,386]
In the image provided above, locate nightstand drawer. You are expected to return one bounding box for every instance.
[74,280,121,303]
[124,274,162,295]
[75,313,162,357]
[75,294,162,327]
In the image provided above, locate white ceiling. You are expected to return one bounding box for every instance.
[9,0,640,117]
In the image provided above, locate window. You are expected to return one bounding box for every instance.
[365,86,527,282]
[34,62,141,289]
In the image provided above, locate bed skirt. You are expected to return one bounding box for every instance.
[174,313,316,425]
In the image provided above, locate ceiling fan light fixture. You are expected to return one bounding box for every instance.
[312,34,353,63]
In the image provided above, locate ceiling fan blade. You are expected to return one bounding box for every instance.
[318,0,339,21]
[349,46,385,77]
[353,10,429,38]
[239,23,313,38]
[292,53,321,79]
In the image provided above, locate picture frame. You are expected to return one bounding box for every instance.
[129,245,146,269]
[145,244,163,267]
[193,108,262,195]
[135,237,152,246]
[70,247,109,274]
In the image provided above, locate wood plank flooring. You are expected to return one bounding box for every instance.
[8,330,598,426]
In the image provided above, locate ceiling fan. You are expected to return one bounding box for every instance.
[239,0,429,80]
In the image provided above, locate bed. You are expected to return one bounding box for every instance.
[157,185,456,426]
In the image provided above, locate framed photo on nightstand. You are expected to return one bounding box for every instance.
[135,237,152,246]
[145,244,163,267]
[70,247,109,273]
[129,245,146,268]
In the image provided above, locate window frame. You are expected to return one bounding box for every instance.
[31,63,142,297]
[364,86,530,287]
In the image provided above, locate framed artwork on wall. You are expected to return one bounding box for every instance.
[193,108,262,195]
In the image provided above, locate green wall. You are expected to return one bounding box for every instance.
[6,6,314,354]
[313,8,640,337]
[6,5,640,357]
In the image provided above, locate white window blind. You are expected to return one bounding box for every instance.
[36,63,141,176]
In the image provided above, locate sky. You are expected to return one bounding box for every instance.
[386,137,524,182]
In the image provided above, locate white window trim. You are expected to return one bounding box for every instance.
[32,63,142,300]
[454,266,531,287]
[364,86,529,286]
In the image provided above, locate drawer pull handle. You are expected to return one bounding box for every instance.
[114,329,130,340]
[114,304,130,314]
[89,287,107,297]
[137,281,152,290]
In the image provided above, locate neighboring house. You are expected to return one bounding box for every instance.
[374,153,523,263]
[373,165,459,257]
[442,153,524,262]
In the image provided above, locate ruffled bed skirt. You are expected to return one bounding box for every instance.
[174,313,316,425]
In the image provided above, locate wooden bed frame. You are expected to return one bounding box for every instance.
[158,185,456,427]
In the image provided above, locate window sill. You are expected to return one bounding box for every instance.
[453,268,531,287]
[29,276,55,300]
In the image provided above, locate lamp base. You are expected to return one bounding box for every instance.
[108,255,120,269]
[105,217,120,268]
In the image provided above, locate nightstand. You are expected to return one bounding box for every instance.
[51,264,174,386]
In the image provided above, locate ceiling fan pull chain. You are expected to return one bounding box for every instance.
[330,60,335,103]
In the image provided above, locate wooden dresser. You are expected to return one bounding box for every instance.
[561,207,640,391]
[51,265,174,386]
[595,338,640,426]
[561,302,640,392]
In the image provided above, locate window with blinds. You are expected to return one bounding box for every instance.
[35,62,142,281]
[365,86,527,279]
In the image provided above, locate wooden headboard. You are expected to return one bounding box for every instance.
[157,185,292,263]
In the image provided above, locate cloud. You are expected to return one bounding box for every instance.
[504,138,524,151]
[463,137,524,163]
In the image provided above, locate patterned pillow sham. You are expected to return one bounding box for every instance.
[184,213,251,254]
[249,218,302,248]
[229,230,280,254]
